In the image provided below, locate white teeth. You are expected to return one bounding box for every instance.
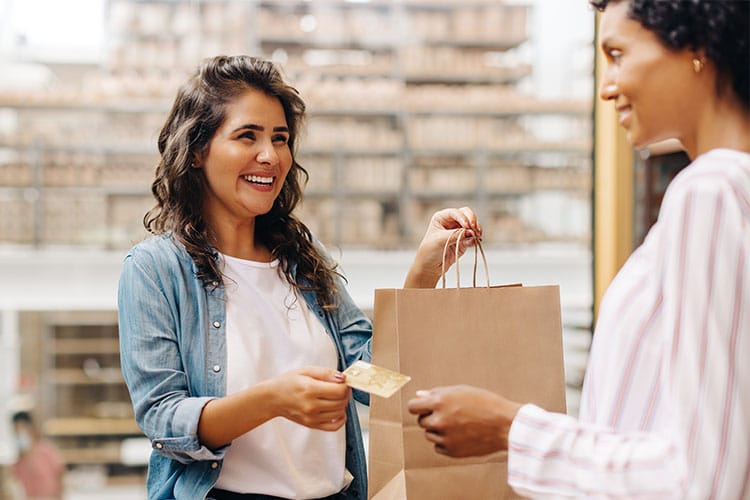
[243,175,273,185]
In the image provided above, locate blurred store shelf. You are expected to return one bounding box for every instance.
[0,0,594,490]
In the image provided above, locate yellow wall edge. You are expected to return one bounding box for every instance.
[593,16,634,320]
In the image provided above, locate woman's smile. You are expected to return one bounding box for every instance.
[241,173,276,192]
[616,104,632,127]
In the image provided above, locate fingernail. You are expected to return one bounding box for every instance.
[416,390,430,397]
[334,372,345,382]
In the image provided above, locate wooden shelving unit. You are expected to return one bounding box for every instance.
[32,311,146,476]
[0,0,592,250]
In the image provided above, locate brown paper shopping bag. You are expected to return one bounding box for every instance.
[368,233,567,499]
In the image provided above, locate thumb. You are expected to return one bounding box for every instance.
[407,389,435,414]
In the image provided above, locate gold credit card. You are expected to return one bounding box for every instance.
[343,360,411,398]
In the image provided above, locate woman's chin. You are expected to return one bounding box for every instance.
[627,129,666,151]
[625,130,643,149]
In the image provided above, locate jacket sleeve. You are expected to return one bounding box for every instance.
[309,238,374,405]
[332,274,373,406]
[118,247,227,464]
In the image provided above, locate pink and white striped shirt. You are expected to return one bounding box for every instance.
[508,148,750,499]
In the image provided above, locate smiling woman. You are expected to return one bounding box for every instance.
[596,10,696,149]
[196,88,294,262]
[116,55,483,500]
[596,0,748,157]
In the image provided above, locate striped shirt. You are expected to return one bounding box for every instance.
[508,148,750,499]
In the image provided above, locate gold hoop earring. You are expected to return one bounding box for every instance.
[692,58,704,73]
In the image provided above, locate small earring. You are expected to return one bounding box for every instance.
[692,58,704,73]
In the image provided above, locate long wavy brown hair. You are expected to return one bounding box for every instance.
[145,55,341,308]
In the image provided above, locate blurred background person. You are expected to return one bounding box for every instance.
[11,411,65,500]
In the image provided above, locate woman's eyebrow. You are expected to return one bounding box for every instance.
[232,124,289,133]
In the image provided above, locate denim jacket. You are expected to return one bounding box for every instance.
[118,234,371,500]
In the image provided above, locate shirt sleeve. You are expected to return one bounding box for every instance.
[508,160,750,498]
[118,248,227,463]
[508,404,683,498]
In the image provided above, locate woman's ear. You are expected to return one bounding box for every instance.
[192,152,203,168]
[690,49,708,74]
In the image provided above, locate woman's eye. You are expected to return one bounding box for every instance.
[273,135,289,144]
[608,49,622,63]
[240,131,256,141]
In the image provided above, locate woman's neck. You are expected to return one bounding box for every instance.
[687,96,750,160]
[210,217,273,262]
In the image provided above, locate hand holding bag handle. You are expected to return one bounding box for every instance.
[440,228,490,289]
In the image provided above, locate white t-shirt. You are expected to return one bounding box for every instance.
[213,254,351,498]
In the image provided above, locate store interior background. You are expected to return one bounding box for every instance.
[0,0,602,497]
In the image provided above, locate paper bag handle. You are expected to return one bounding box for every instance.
[440,228,490,289]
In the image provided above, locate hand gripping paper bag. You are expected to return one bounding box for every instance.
[368,232,567,499]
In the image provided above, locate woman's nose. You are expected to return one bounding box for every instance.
[599,71,618,101]
[256,143,278,164]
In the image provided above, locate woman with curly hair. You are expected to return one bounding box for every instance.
[408,1,750,498]
[118,55,481,500]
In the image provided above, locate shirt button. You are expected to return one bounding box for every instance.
[213,321,221,328]
[154,442,163,449]
[211,462,218,469]
[213,365,221,373]
[212,281,219,287]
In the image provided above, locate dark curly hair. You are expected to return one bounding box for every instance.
[590,0,749,111]
[145,55,341,308]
